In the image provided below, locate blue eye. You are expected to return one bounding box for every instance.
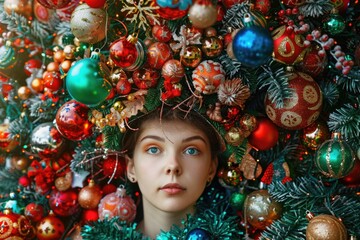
[147,147,160,154]
[184,147,199,155]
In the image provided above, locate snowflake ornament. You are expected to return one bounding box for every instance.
[121,0,160,30]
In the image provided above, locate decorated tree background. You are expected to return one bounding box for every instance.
[0,0,360,239]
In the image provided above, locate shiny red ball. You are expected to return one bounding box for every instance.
[49,189,79,217]
[24,59,42,76]
[146,42,173,69]
[152,25,172,42]
[116,78,132,95]
[82,208,99,223]
[248,117,279,151]
[25,203,45,222]
[18,175,31,187]
[43,71,63,92]
[37,0,71,9]
[85,0,106,8]
[132,68,160,89]
[110,38,138,68]
[102,155,126,179]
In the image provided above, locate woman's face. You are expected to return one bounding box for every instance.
[127,119,218,214]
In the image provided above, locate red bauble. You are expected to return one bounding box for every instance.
[82,208,99,223]
[24,59,42,76]
[78,180,103,209]
[221,0,245,9]
[299,45,328,77]
[49,189,79,217]
[265,71,323,130]
[147,42,173,69]
[162,59,185,83]
[85,0,106,8]
[282,0,305,7]
[116,78,132,95]
[0,123,19,152]
[132,68,160,89]
[340,158,360,186]
[255,0,271,14]
[272,25,309,65]
[37,0,71,9]
[18,175,31,187]
[36,214,65,240]
[55,99,94,141]
[102,155,126,179]
[0,209,35,239]
[154,0,188,20]
[25,203,45,222]
[102,183,117,195]
[248,117,279,151]
[56,0,79,22]
[152,25,172,42]
[42,71,63,92]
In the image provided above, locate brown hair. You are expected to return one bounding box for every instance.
[122,106,224,159]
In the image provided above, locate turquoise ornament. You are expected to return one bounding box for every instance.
[66,51,112,107]
[186,228,211,240]
[323,13,346,35]
[0,42,17,69]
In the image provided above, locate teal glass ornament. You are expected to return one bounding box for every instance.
[0,41,17,69]
[323,13,346,35]
[66,51,112,107]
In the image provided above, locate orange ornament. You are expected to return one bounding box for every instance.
[36,213,65,240]
[78,180,103,209]
[31,78,45,93]
[147,42,173,69]
[192,60,225,94]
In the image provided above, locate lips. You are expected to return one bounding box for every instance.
[160,183,186,194]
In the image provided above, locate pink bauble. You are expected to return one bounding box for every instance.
[265,71,323,130]
[192,60,225,94]
[98,187,136,223]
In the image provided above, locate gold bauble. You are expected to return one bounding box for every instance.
[55,172,72,191]
[53,50,65,63]
[31,78,44,93]
[113,101,124,112]
[17,86,32,100]
[46,61,60,72]
[306,214,347,240]
[0,123,19,152]
[239,114,257,137]
[78,180,102,209]
[301,121,330,151]
[244,189,283,230]
[4,0,32,19]
[63,45,76,60]
[60,60,72,73]
[202,36,223,58]
[180,46,202,68]
[11,155,30,171]
[225,127,244,146]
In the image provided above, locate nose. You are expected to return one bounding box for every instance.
[165,153,182,176]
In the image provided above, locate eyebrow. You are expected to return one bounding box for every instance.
[139,135,207,144]
[139,135,165,142]
[182,136,207,144]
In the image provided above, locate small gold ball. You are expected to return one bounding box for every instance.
[17,86,32,100]
[31,78,44,93]
[113,101,124,111]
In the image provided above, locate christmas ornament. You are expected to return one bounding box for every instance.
[66,51,112,106]
[147,42,173,69]
[180,46,202,68]
[201,36,223,58]
[18,175,31,187]
[78,180,103,209]
[218,162,243,187]
[0,123,19,152]
[46,62,60,72]
[42,71,63,92]
[306,213,347,240]
[322,11,346,35]
[186,228,211,239]
[299,45,328,77]
[55,171,73,191]
[34,0,55,23]
[30,122,65,159]
[36,0,71,9]
[55,99,94,141]
[0,42,17,69]
[229,191,246,210]
[244,189,282,230]
[109,35,147,71]
[98,186,136,223]
[255,0,271,15]
[162,59,185,83]
[248,117,279,151]
[56,0,80,22]
[0,209,35,239]
[217,78,251,109]
[36,213,65,240]
[340,158,360,186]
[221,0,243,9]
[82,209,99,222]
[272,25,309,65]
[63,44,76,59]
[315,132,355,179]
[225,127,245,146]
[102,155,126,179]
[24,58,42,76]
[24,203,45,222]
[85,0,106,8]
[232,24,273,67]
[132,68,160,89]
[188,0,217,29]
[282,0,305,7]
[265,71,323,130]
[152,25,172,42]
[49,189,79,217]
[192,60,225,94]
[301,121,330,151]
[10,155,30,171]
[70,3,107,44]
[3,0,33,19]
[154,0,188,20]
[116,78,132,95]
[31,78,45,93]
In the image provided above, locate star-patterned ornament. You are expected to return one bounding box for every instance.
[71,169,90,188]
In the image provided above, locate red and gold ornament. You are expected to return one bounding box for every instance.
[180,46,202,68]
[162,59,185,83]
[147,42,173,69]
[0,123,19,152]
[201,36,224,58]
[36,212,65,240]
[248,117,279,151]
[265,71,323,130]
[78,180,103,209]
[301,120,330,151]
[0,209,35,239]
[24,203,45,223]
[152,25,172,42]
[132,67,160,89]
[255,0,271,15]
[192,60,225,95]
[49,189,79,217]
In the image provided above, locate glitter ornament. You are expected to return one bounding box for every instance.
[132,67,160,89]
[78,180,103,209]
[102,155,126,179]
[229,191,246,210]
[0,209,35,239]
[147,42,173,69]
[70,3,107,44]
[192,60,225,95]
[180,46,202,68]
[30,122,65,159]
[161,59,185,83]
[98,186,136,223]
[109,35,147,71]
[24,203,45,222]
[323,12,346,35]
[3,0,33,19]
[201,36,223,58]
[301,121,330,151]
[49,189,79,217]
[218,162,243,187]
[36,213,65,240]
[299,45,328,77]
[188,0,217,29]
[244,189,282,230]
[306,213,347,240]
[36,0,71,9]
[315,132,355,179]
[0,123,19,152]
[265,71,323,130]
[186,228,211,239]
[272,25,309,65]
[66,51,112,106]
[55,99,94,141]
[248,117,279,151]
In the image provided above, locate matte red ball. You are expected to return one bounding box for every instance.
[82,208,99,223]
[248,117,279,151]
[84,0,106,8]
[55,100,94,141]
[49,189,79,217]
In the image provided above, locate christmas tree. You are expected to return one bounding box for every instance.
[0,0,360,239]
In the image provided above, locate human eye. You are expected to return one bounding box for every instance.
[184,147,199,156]
[146,146,160,154]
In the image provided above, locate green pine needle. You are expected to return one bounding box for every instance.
[328,103,360,139]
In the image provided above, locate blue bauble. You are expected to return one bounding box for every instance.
[66,52,112,107]
[186,228,211,240]
[232,25,273,68]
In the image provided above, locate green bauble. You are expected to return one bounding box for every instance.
[315,132,355,179]
[229,192,246,210]
[323,14,345,35]
[66,51,112,107]
[0,42,17,69]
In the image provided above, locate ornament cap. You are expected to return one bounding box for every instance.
[331,132,341,140]
[127,34,138,44]
[90,50,101,62]
[3,208,11,214]
[306,211,314,221]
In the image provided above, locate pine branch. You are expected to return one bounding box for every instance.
[336,67,360,94]
[0,167,22,194]
[28,97,59,122]
[221,2,256,34]
[319,80,340,111]
[8,115,32,145]
[299,0,333,18]
[328,103,360,139]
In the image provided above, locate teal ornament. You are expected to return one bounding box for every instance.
[232,25,273,67]
[186,228,211,240]
[323,13,345,35]
[229,192,246,210]
[0,42,17,69]
[66,51,112,106]
[315,132,355,179]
